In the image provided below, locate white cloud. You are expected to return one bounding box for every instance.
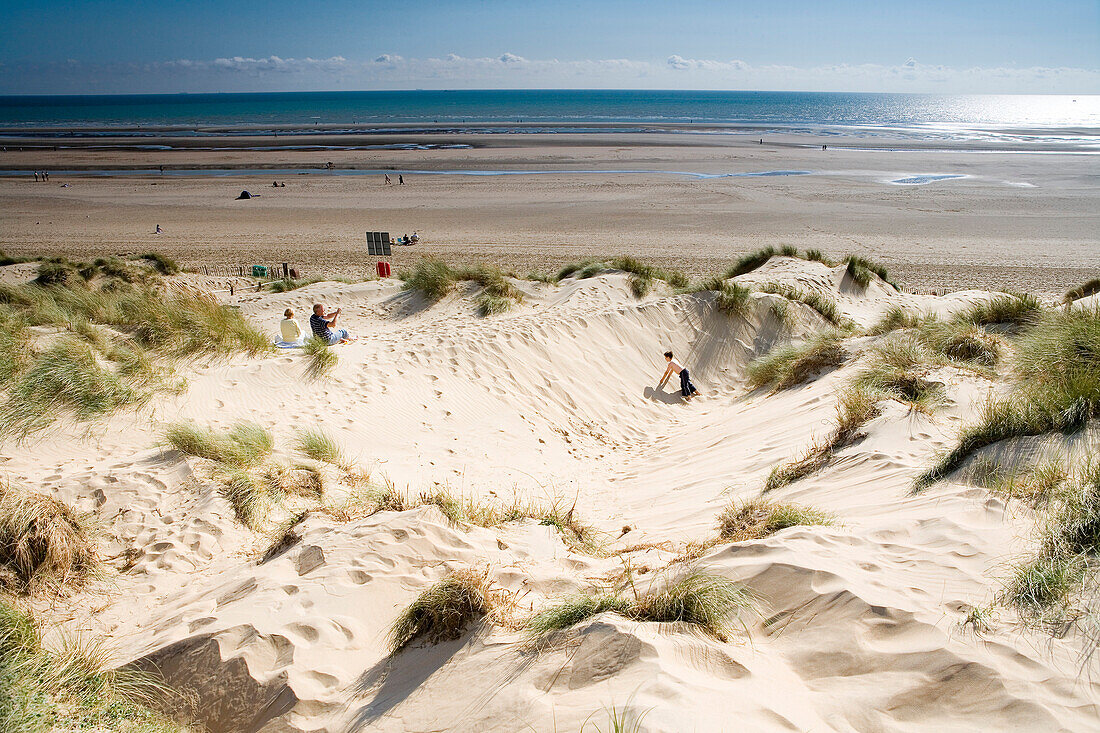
[3,53,1098,94]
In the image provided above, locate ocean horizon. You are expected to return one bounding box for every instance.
[1,90,1098,148]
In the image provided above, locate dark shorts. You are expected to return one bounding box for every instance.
[680,369,697,397]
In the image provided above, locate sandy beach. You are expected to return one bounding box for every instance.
[2,131,1098,296]
[2,121,1100,732]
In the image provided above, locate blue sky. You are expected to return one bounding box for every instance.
[2,0,1098,93]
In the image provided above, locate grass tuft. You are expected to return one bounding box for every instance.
[164,421,273,468]
[1065,278,1100,305]
[401,258,456,301]
[869,306,925,335]
[852,334,945,412]
[0,601,185,732]
[303,336,337,378]
[713,281,753,318]
[956,293,1041,328]
[747,331,848,391]
[915,307,1099,489]
[755,282,849,328]
[845,255,895,290]
[765,385,881,491]
[0,483,99,592]
[724,247,776,278]
[294,427,350,469]
[717,498,835,542]
[387,567,492,654]
[0,337,148,440]
[527,568,753,642]
[138,252,180,276]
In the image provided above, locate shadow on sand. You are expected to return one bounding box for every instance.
[644,385,683,404]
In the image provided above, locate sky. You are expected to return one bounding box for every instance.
[1,0,1098,94]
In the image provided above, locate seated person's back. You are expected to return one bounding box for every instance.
[280,308,303,342]
[309,310,330,339]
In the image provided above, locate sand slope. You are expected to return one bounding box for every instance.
[6,258,1100,732]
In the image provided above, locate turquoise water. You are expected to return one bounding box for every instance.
[1,90,1097,146]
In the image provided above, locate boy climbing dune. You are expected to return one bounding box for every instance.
[658,350,699,400]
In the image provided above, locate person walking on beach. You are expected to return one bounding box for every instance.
[398,174,404,185]
[384,174,391,185]
[658,350,699,400]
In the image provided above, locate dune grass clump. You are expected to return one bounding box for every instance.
[294,427,350,469]
[0,601,185,733]
[165,421,273,468]
[1003,461,1100,618]
[402,258,456,301]
[956,293,1041,328]
[852,334,945,412]
[163,421,332,530]
[717,498,835,542]
[765,385,881,491]
[387,567,495,655]
[0,250,36,267]
[747,331,848,391]
[969,458,1069,506]
[525,593,630,638]
[0,316,31,387]
[916,319,1001,369]
[0,483,99,592]
[527,569,753,642]
[0,338,147,440]
[845,255,895,290]
[0,271,270,440]
[461,267,523,316]
[303,336,337,378]
[869,306,925,335]
[138,252,180,276]
[915,308,1100,489]
[712,281,753,318]
[537,500,604,555]
[1065,278,1100,305]
[755,282,848,328]
[34,261,86,288]
[556,256,687,294]
[805,248,833,266]
[724,247,777,278]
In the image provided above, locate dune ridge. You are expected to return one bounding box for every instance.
[3,256,1099,732]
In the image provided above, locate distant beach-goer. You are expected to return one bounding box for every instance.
[398,175,404,185]
[658,350,699,400]
[33,171,38,182]
[155,224,163,235]
[310,303,354,345]
[385,174,391,185]
[280,308,303,343]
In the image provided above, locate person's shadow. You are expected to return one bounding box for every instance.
[644,385,683,404]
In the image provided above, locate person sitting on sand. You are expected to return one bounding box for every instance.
[310,303,354,345]
[155,224,163,235]
[280,308,303,343]
[658,350,699,400]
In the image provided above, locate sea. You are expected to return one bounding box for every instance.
[1,90,1098,150]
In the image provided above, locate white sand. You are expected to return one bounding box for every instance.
[6,258,1100,731]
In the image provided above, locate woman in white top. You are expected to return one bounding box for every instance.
[658,350,699,400]
[280,308,303,343]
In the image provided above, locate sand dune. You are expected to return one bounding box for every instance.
[5,258,1100,732]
